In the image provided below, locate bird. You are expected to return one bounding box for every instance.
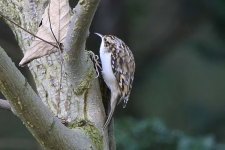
[95,33,135,129]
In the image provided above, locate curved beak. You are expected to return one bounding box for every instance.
[94,32,103,38]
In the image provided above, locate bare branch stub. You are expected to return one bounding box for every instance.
[0,99,11,111]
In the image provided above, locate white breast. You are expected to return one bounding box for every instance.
[100,46,118,92]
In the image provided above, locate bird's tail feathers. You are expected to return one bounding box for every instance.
[103,93,119,129]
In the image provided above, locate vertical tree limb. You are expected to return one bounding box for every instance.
[0,0,109,149]
[64,0,101,86]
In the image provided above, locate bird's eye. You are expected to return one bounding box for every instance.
[105,41,110,47]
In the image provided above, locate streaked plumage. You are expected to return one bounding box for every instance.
[95,33,135,129]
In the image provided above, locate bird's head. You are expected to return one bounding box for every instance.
[95,33,122,50]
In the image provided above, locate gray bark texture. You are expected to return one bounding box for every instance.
[0,0,110,149]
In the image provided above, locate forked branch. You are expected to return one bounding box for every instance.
[0,47,93,149]
[0,0,106,149]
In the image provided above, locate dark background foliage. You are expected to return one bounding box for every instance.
[0,0,225,149]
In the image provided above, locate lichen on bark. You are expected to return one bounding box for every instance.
[0,0,109,149]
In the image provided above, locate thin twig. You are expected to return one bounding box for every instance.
[0,13,58,48]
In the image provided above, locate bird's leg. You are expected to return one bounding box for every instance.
[87,51,102,78]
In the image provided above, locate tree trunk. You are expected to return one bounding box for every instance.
[0,0,110,149]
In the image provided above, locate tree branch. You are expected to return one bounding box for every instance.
[0,46,94,149]
[64,0,101,85]
[0,0,108,149]
[63,1,109,148]
[65,0,100,55]
[0,99,11,111]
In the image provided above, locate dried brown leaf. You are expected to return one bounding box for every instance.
[19,0,71,66]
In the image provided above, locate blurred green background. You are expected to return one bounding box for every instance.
[1,0,225,149]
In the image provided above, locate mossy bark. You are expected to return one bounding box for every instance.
[0,0,109,149]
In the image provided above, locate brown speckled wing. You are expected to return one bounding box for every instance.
[111,39,135,107]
